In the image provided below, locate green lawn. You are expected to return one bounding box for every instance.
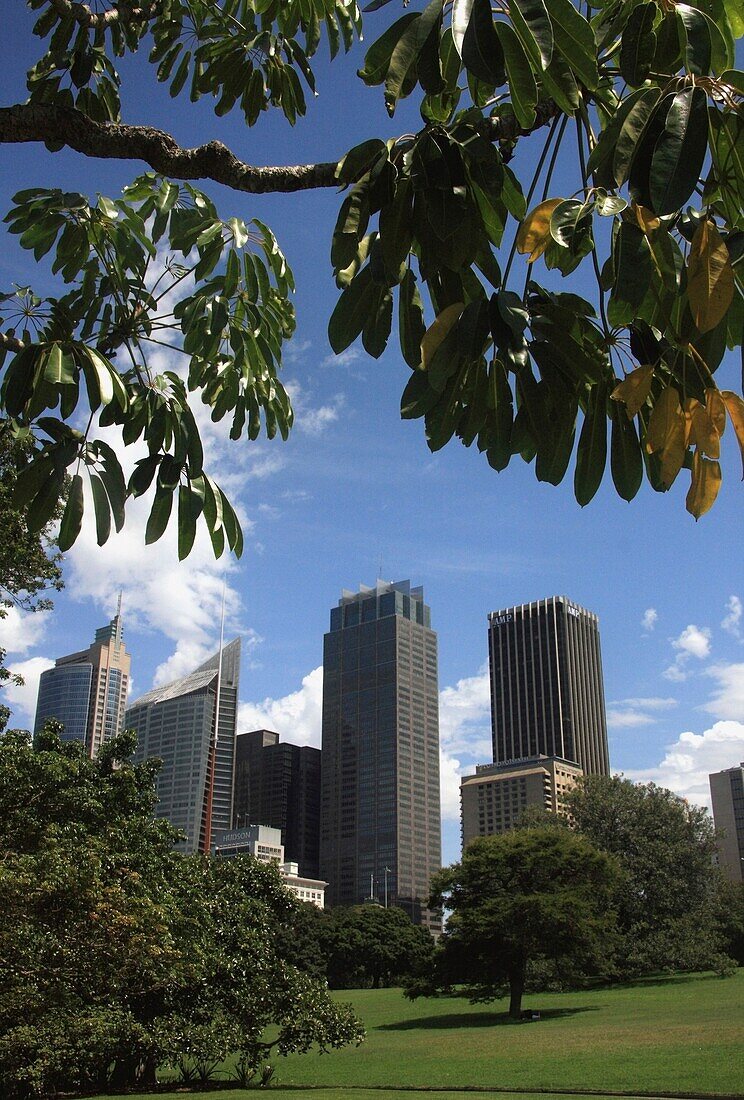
[91,971,744,1099]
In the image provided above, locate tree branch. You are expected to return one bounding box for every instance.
[46,0,161,29]
[0,100,561,197]
[0,333,25,353]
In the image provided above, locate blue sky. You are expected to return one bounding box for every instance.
[1,7,742,864]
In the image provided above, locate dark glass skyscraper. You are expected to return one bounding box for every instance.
[34,609,131,757]
[233,729,321,878]
[488,596,609,775]
[126,638,240,854]
[320,580,441,930]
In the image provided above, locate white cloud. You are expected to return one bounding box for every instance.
[2,656,55,729]
[438,666,492,822]
[625,720,744,810]
[703,662,744,722]
[0,606,51,657]
[285,380,344,436]
[606,696,678,729]
[664,623,712,679]
[238,666,323,747]
[641,608,658,632]
[323,348,362,369]
[284,338,312,365]
[722,595,742,640]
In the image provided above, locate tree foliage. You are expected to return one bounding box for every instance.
[415,827,621,1018]
[0,0,742,558]
[0,724,364,1100]
[567,774,733,976]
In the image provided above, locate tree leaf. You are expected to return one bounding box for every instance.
[335,139,386,184]
[686,451,722,518]
[721,389,744,476]
[89,472,111,547]
[685,399,720,459]
[610,401,643,501]
[145,487,173,545]
[574,380,608,506]
[385,1,445,115]
[547,0,599,91]
[58,472,84,552]
[517,199,563,263]
[421,302,465,371]
[649,87,709,216]
[357,13,419,86]
[399,268,426,369]
[676,4,712,76]
[613,87,662,189]
[619,2,657,87]
[510,0,554,68]
[687,219,735,334]
[495,22,536,129]
[452,0,505,85]
[645,385,686,488]
[607,222,652,327]
[328,266,375,353]
[611,365,654,419]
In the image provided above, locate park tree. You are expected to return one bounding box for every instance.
[0,427,64,732]
[414,827,621,1018]
[0,0,742,562]
[324,904,435,989]
[567,775,733,976]
[0,723,364,1099]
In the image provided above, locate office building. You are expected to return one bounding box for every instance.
[213,824,327,907]
[320,580,441,931]
[34,606,130,756]
[126,638,240,854]
[233,730,321,878]
[488,596,609,775]
[460,755,583,848]
[709,763,744,882]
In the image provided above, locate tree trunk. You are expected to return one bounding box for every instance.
[508,966,525,1019]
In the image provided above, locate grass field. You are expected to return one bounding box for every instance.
[90,971,744,1099]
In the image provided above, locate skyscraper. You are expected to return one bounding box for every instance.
[488,596,609,775]
[320,580,441,930]
[709,763,744,882]
[34,606,131,757]
[126,638,240,854]
[233,729,321,878]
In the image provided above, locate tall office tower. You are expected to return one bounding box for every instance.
[488,596,610,775]
[320,580,441,931]
[233,730,321,878]
[709,763,744,882]
[126,638,240,854]
[34,607,131,757]
[460,755,583,848]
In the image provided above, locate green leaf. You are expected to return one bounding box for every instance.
[362,286,393,358]
[649,87,708,216]
[547,0,599,91]
[336,139,387,184]
[399,268,426,369]
[145,487,173,545]
[619,2,657,86]
[495,22,537,130]
[608,222,652,327]
[485,357,514,471]
[612,87,662,189]
[676,5,712,76]
[587,87,653,185]
[610,400,643,500]
[385,1,444,115]
[57,472,84,552]
[178,483,204,561]
[574,381,608,505]
[89,472,112,546]
[328,266,375,353]
[358,13,419,86]
[511,0,554,68]
[452,0,505,85]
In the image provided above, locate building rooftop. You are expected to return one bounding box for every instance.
[128,637,241,708]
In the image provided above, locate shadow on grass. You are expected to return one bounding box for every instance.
[378,1007,598,1031]
[597,972,729,992]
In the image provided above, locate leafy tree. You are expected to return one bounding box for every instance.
[415,827,620,1018]
[0,0,742,560]
[0,427,64,732]
[0,724,363,1099]
[325,904,435,989]
[567,775,733,976]
[716,879,744,966]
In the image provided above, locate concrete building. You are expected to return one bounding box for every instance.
[320,579,441,931]
[34,607,130,757]
[213,824,327,907]
[460,755,583,848]
[233,730,321,878]
[126,638,240,854]
[709,763,744,882]
[488,596,610,775]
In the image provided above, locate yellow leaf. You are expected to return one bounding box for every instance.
[687,220,735,334]
[633,202,660,234]
[611,365,654,419]
[516,199,563,263]
[685,400,720,459]
[705,388,726,436]
[420,302,465,372]
[721,389,744,478]
[645,385,686,489]
[686,451,722,519]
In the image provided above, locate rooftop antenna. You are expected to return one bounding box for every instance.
[378,553,383,580]
[114,590,123,650]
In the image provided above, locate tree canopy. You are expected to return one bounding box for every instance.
[567,774,733,976]
[415,827,621,1018]
[0,0,742,559]
[0,724,364,1099]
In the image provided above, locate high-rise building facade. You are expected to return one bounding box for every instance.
[320,580,441,930]
[488,596,609,775]
[126,638,240,854]
[233,729,321,878]
[34,608,130,757]
[709,763,744,882]
[460,755,583,848]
